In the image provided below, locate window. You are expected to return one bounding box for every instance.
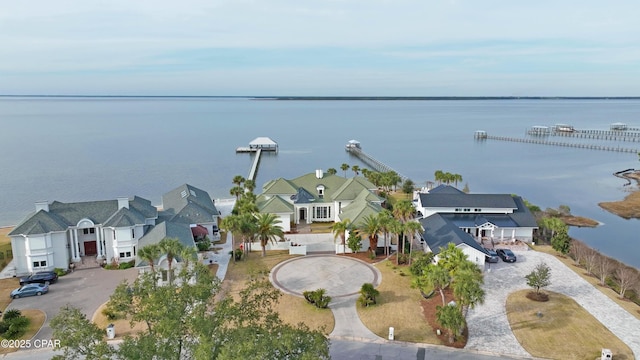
[90,228,95,234]
[314,206,331,219]
[133,246,136,256]
[83,228,95,234]
[33,260,46,268]
[131,229,135,238]
[119,252,132,258]
[83,229,88,235]
[474,208,481,212]
[113,230,117,240]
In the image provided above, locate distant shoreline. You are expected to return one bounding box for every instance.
[1,95,640,101]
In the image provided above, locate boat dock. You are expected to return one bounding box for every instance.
[345,140,408,181]
[475,133,639,153]
[237,137,278,181]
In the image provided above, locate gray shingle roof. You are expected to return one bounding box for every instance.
[419,214,489,256]
[428,185,465,194]
[9,210,68,236]
[162,184,219,219]
[136,220,196,266]
[104,207,146,227]
[419,193,517,209]
[9,196,156,236]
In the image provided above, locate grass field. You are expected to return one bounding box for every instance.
[0,227,13,270]
[357,260,437,343]
[223,251,334,335]
[507,289,633,360]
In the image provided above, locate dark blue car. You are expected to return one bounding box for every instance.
[19,271,58,286]
[496,249,517,263]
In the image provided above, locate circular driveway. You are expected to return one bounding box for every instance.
[270,255,381,298]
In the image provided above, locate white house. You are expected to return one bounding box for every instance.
[9,184,220,276]
[415,185,538,244]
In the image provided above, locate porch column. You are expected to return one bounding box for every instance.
[97,228,103,257]
[511,229,516,240]
[73,229,81,261]
[500,229,504,240]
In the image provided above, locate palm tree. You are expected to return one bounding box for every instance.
[415,263,451,306]
[389,220,404,265]
[326,168,337,175]
[255,213,284,257]
[138,243,161,274]
[232,175,246,187]
[356,214,381,254]
[436,304,465,344]
[351,165,360,177]
[331,219,351,254]
[376,210,394,256]
[392,199,415,258]
[179,246,197,271]
[158,237,184,285]
[452,268,485,318]
[434,170,444,185]
[404,220,424,266]
[340,163,350,177]
[454,174,463,188]
[243,179,256,193]
[438,243,469,276]
[229,186,244,200]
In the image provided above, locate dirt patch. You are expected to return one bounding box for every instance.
[526,291,549,302]
[341,251,390,264]
[419,288,467,348]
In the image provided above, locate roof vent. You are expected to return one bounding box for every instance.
[315,169,324,179]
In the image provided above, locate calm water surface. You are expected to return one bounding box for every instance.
[1,98,638,268]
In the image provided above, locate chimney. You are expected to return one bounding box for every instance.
[35,201,49,212]
[315,169,324,179]
[117,197,129,209]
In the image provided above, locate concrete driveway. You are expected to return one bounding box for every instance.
[465,250,640,359]
[7,267,138,342]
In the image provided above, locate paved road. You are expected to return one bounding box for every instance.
[7,267,137,342]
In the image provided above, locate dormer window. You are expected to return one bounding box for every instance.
[316,185,325,199]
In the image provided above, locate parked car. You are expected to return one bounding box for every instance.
[19,271,58,285]
[10,283,49,299]
[496,249,517,263]
[485,249,500,263]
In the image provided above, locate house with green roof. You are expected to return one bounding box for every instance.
[257,169,383,232]
[9,184,220,276]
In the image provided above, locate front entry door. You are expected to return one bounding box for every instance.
[84,241,97,256]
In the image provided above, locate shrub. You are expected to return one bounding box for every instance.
[347,233,362,254]
[196,239,211,252]
[0,312,30,339]
[3,309,22,321]
[54,267,67,276]
[102,306,123,321]
[118,260,135,270]
[303,288,331,309]
[358,283,380,307]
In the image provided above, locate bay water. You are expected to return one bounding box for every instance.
[1,97,638,268]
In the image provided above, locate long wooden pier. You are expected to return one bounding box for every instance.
[236,137,277,181]
[247,148,262,181]
[548,129,640,142]
[345,142,408,181]
[479,135,640,153]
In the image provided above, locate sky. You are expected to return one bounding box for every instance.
[1,1,639,96]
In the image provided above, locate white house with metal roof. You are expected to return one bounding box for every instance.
[257,169,383,232]
[414,185,537,268]
[9,184,220,276]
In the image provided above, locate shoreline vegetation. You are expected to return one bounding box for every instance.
[599,189,640,219]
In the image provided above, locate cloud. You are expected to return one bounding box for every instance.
[1,0,639,94]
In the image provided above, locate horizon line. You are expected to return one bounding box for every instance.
[1,95,640,100]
